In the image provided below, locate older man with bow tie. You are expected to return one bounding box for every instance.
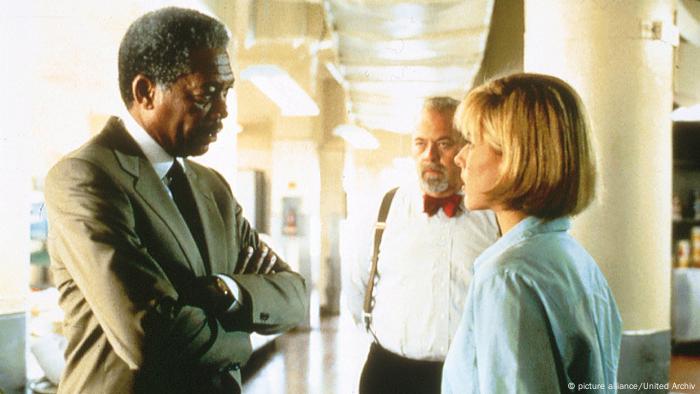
[348,97,501,394]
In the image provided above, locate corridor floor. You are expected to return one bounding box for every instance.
[243,316,700,394]
[242,314,368,394]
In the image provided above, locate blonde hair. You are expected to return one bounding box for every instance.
[456,73,596,219]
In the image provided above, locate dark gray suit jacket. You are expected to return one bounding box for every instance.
[45,117,307,393]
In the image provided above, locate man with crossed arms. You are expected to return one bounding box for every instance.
[349,97,500,393]
[45,8,306,393]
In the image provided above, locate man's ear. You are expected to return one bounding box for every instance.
[131,74,157,109]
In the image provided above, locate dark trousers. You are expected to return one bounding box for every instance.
[359,342,444,394]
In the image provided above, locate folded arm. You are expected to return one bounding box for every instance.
[218,201,308,334]
[46,158,252,372]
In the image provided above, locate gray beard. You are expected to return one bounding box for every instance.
[420,176,449,194]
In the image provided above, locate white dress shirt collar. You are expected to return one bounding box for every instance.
[119,111,179,179]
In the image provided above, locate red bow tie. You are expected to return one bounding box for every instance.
[423,194,462,218]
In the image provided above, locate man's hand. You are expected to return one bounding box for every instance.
[183,276,234,315]
[235,242,285,274]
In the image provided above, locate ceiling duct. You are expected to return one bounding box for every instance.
[325,0,494,133]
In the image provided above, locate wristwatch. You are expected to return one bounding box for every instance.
[195,276,236,315]
[213,276,235,313]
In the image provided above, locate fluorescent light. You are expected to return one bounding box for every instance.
[333,124,379,150]
[671,104,700,121]
[241,65,320,117]
[324,62,346,86]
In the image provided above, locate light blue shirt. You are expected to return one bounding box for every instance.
[442,216,622,393]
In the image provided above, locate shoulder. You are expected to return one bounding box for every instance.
[469,261,542,316]
[391,183,414,203]
[474,232,607,303]
[380,184,423,225]
[48,117,136,177]
[509,232,598,277]
[44,155,129,218]
[46,144,118,191]
[471,235,561,296]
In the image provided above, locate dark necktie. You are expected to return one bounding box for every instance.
[423,194,463,218]
[166,160,209,270]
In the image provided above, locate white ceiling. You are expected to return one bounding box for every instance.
[325,0,494,133]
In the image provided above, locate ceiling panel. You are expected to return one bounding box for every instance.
[326,0,495,133]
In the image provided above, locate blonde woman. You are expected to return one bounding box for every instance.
[442,73,622,393]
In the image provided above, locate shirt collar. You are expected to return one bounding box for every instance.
[119,110,176,180]
[473,216,571,270]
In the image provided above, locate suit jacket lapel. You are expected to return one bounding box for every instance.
[185,161,228,274]
[103,118,208,276]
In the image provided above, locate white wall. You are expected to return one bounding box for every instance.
[0,3,33,317]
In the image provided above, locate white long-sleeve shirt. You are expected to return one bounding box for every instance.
[348,180,500,361]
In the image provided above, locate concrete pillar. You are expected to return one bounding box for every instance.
[524,0,674,387]
[319,143,344,315]
[317,77,348,316]
[473,0,524,84]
